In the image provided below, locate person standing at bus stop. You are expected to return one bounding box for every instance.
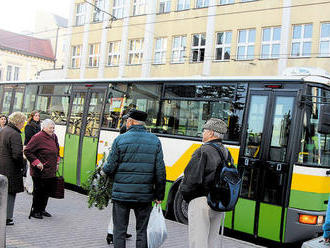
[324,195,330,243]
[102,109,166,248]
[0,112,27,225]
[180,118,231,248]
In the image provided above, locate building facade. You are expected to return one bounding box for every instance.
[0,29,55,81]
[65,0,330,79]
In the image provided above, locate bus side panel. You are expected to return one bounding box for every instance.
[161,182,172,210]
[80,136,98,186]
[224,211,233,229]
[234,198,255,235]
[63,134,79,185]
[289,191,329,211]
[257,203,282,242]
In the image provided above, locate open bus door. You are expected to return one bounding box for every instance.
[236,89,298,242]
[63,85,106,186]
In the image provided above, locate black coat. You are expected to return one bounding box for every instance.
[24,120,41,145]
[0,123,25,193]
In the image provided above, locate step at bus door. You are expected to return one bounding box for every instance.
[63,87,106,186]
[235,90,297,242]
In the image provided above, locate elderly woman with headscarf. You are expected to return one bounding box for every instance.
[0,112,27,225]
[24,119,60,219]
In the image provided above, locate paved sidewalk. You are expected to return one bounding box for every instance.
[6,190,263,248]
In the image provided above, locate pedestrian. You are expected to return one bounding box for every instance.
[324,195,330,243]
[23,110,41,194]
[0,112,27,225]
[102,109,166,248]
[24,119,60,219]
[180,118,232,248]
[0,114,8,130]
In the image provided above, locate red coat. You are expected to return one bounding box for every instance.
[24,130,60,178]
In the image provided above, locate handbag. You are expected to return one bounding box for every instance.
[49,172,65,199]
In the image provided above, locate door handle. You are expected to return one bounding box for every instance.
[326,170,330,176]
[276,164,282,171]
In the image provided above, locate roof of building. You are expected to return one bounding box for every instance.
[0,29,55,61]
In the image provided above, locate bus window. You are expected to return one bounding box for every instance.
[39,85,71,95]
[35,95,70,125]
[67,93,85,135]
[85,92,103,137]
[12,86,25,112]
[22,85,38,115]
[1,86,13,115]
[298,87,330,166]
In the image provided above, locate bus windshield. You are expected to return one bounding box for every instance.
[298,86,330,167]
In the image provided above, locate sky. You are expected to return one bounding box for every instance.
[0,0,71,34]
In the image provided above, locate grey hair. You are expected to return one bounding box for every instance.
[128,118,145,126]
[41,119,55,130]
[213,130,224,140]
[8,112,26,126]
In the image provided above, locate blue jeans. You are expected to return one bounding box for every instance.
[113,201,152,248]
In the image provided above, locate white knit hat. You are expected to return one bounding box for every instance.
[203,118,228,134]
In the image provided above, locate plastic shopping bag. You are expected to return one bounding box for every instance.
[147,204,168,248]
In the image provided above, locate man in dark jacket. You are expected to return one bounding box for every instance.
[180,118,232,248]
[102,109,166,248]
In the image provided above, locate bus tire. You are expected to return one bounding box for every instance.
[173,189,188,225]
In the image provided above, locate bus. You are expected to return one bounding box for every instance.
[1,71,329,244]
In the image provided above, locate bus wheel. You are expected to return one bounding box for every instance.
[173,190,188,224]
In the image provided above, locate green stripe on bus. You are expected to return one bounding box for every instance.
[282,208,288,242]
[234,198,255,235]
[289,190,329,211]
[224,211,233,229]
[63,134,79,185]
[258,203,282,242]
[161,182,172,210]
[80,136,98,186]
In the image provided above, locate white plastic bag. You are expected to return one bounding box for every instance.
[147,204,167,248]
[24,162,33,194]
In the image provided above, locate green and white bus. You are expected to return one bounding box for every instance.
[1,70,329,244]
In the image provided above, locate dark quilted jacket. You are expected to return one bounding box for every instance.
[103,125,166,203]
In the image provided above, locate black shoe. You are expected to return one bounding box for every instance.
[125,233,132,239]
[30,212,43,219]
[6,219,14,226]
[41,211,52,217]
[106,233,113,245]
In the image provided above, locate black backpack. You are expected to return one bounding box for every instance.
[207,143,242,212]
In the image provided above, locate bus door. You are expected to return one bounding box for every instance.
[63,86,106,186]
[0,85,25,114]
[235,89,297,242]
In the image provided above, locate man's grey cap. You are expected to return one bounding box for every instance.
[203,118,228,134]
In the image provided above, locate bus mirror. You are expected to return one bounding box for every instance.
[318,104,330,134]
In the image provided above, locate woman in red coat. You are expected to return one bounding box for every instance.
[24,119,60,219]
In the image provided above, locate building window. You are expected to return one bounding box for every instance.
[215,31,232,61]
[171,36,186,63]
[133,0,146,16]
[196,0,209,8]
[241,0,257,2]
[154,38,167,64]
[0,69,2,81]
[291,24,313,57]
[237,29,256,60]
[261,27,281,59]
[159,0,171,13]
[177,0,190,10]
[113,0,126,19]
[93,0,105,23]
[320,23,330,57]
[128,39,144,65]
[75,3,86,26]
[191,34,206,62]
[6,65,12,81]
[108,41,121,66]
[13,67,19,81]
[71,45,81,68]
[220,0,234,4]
[88,44,100,67]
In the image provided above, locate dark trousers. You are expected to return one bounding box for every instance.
[32,177,52,213]
[113,201,152,248]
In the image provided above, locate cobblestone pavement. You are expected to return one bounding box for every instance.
[6,190,264,248]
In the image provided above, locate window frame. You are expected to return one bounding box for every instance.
[92,0,105,23]
[88,43,100,67]
[154,38,167,64]
[290,23,313,58]
[214,31,232,61]
[171,36,186,64]
[220,0,234,4]
[196,0,209,8]
[75,3,86,26]
[260,26,281,59]
[133,0,146,16]
[71,45,82,68]
[6,65,12,81]
[128,39,144,65]
[107,41,121,66]
[177,0,190,11]
[191,33,206,63]
[319,22,330,57]
[159,0,171,13]
[112,0,126,19]
[237,28,256,60]
[13,66,19,81]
